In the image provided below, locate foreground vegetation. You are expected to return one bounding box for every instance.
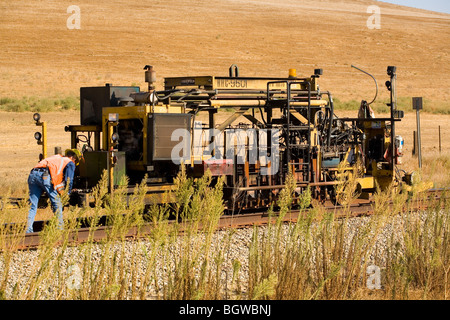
[0,169,448,300]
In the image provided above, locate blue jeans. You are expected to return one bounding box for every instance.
[27,169,64,233]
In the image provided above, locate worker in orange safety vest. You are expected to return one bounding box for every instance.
[26,149,82,233]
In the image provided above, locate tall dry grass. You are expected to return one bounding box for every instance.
[0,168,448,300]
[247,173,449,300]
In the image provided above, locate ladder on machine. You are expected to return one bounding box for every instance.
[266,80,312,185]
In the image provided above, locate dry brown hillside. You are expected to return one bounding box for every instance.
[0,0,449,104]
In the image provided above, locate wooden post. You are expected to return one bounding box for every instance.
[439,125,441,154]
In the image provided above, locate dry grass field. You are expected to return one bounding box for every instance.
[0,0,449,100]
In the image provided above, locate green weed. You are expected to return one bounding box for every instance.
[0,96,79,112]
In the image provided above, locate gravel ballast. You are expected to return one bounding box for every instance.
[0,209,446,299]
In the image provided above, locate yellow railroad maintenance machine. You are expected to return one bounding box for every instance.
[35,64,408,209]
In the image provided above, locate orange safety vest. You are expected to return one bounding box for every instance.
[34,155,73,193]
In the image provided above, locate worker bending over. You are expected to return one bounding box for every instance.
[26,149,81,233]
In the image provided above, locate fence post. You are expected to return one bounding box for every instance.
[439,125,441,154]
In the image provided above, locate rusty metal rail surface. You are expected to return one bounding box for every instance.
[5,188,448,250]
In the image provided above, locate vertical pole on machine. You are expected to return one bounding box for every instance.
[107,113,119,194]
[387,66,396,171]
[41,121,48,160]
[108,124,114,194]
[412,97,423,169]
[33,113,47,160]
[209,109,217,157]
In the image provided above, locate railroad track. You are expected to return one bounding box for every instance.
[3,188,448,250]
